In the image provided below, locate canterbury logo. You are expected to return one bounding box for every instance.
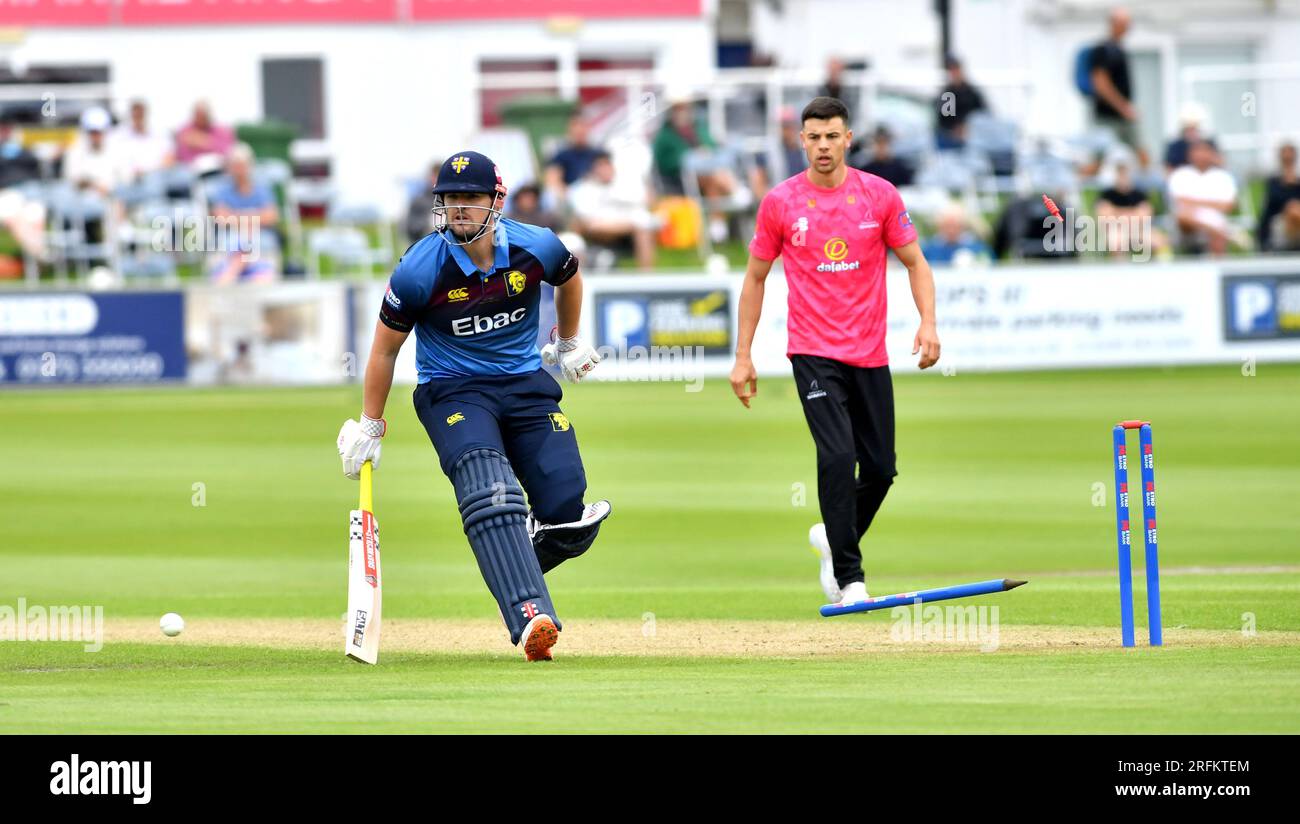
[446,412,465,426]
[447,287,469,302]
[451,156,470,173]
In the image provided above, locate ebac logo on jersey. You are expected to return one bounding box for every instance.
[451,308,527,337]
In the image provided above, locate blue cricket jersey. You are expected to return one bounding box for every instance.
[378,218,577,381]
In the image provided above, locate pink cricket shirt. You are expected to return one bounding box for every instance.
[749,168,916,368]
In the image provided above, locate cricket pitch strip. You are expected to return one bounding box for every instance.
[96,618,1300,658]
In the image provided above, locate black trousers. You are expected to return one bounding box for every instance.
[791,355,897,587]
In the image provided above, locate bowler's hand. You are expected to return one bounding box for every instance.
[337,415,384,480]
[730,356,758,408]
[913,322,941,369]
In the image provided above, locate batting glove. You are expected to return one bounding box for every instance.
[337,414,385,480]
[541,333,601,383]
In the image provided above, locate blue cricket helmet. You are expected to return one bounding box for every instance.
[430,151,508,245]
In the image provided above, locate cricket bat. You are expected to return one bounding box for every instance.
[345,460,382,664]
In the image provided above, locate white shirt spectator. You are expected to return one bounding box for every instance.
[1167,165,1237,231]
[62,137,126,194]
[112,126,170,181]
[569,175,656,229]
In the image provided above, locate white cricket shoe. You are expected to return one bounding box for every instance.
[809,523,840,603]
[838,581,870,606]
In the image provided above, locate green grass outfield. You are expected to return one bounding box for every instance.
[2,363,1299,733]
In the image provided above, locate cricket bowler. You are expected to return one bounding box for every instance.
[337,151,610,661]
[729,97,941,606]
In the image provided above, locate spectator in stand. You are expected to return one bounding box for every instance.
[63,106,125,196]
[751,106,808,199]
[653,97,738,242]
[1164,102,1220,173]
[0,118,40,189]
[854,127,914,187]
[934,55,988,150]
[404,159,441,243]
[1089,7,1149,168]
[1167,139,1236,256]
[208,143,280,283]
[507,183,561,232]
[1258,141,1300,252]
[0,117,45,273]
[175,101,236,167]
[921,201,990,266]
[818,58,859,124]
[1096,160,1159,258]
[112,99,172,182]
[543,114,602,209]
[568,150,657,270]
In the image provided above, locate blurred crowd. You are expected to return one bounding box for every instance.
[6,5,1300,283]
[0,99,286,282]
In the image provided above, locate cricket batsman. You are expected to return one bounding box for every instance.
[729,98,940,606]
[337,151,610,661]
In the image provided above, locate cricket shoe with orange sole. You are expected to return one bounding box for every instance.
[521,614,559,662]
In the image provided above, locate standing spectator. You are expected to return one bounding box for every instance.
[1258,141,1300,252]
[1096,161,1157,258]
[112,100,172,182]
[818,58,859,123]
[0,117,45,272]
[543,114,602,208]
[63,107,125,195]
[921,201,990,266]
[1167,139,1237,256]
[208,143,280,283]
[404,160,442,244]
[934,55,988,150]
[854,127,914,187]
[568,151,656,269]
[1089,7,1149,168]
[507,183,561,232]
[175,101,235,166]
[1164,102,1220,173]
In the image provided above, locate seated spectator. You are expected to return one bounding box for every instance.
[544,114,602,208]
[922,201,990,266]
[1167,139,1236,256]
[1096,160,1159,258]
[404,160,441,244]
[175,101,235,167]
[935,55,988,150]
[653,98,737,242]
[854,127,914,187]
[113,99,172,182]
[207,143,279,283]
[63,107,125,196]
[993,192,1077,260]
[1164,102,1220,173]
[0,118,40,189]
[508,183,561,231]
[568,151,656,270]
[1258,141,1300,252]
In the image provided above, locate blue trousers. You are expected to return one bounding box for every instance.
[413,368,587,525]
